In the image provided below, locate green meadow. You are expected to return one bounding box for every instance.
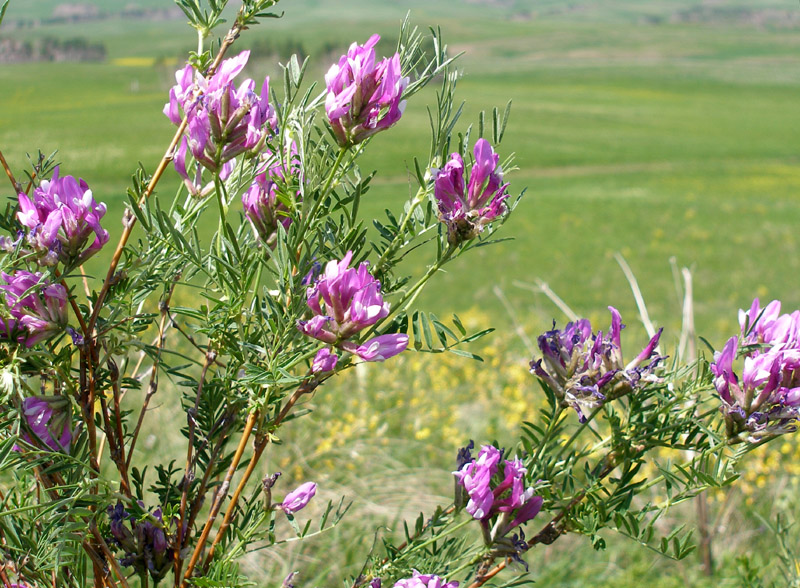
[3,0,800,343]
[2,0,800,584]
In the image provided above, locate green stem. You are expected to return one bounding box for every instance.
[213,173,228,259]
[373,243,456,335]
[553,404,604,464]
[637,440,732,493]
[374,185,428,272]
[531,406,566,466]
[302,147,348,236]
[379,516,473,574]
[447,551,486,580]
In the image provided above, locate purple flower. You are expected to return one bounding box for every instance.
[0,271,68,347]
[341,333,409,362]
[453,444,501,520]
[106,501,175,582]
[453,445,543,545]
[281,481,317,514]
[242,144,301,240]
[739,298,800,348]
[433,139,510,244]
[283,572,299,588]
[712,300,800,442]
[325,34,408,147]
[297,251,408,362]
[165,51,276,173]
[530,307,662,422]
[453,445,542,538]
[174,137,235,198]
[312,348,338,373]
[16,167,108,266]
[21,396,72,453]
[393,570,459,588]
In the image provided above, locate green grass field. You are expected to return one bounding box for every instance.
[2,0,800,585]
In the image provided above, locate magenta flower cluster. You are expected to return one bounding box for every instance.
[393,571,459,588]
[433,139,509,244]
[20,396,73,453]
[0,271,68,347]
[298,251,408,366]
[14,167,108,267]
[530,307,662,422]
[242,144,301,240]
[325,34,408,147]
[454,444,542,537]
[165,51,275,175]
[711,298,800,442]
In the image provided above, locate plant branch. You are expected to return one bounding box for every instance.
[181,409,258,586]
[87,15,247,336]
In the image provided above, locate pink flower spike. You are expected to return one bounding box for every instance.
[16,168,108,266]
[325,34,409,146]
[433,139,510,244]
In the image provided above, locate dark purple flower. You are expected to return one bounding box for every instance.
[281,481,317,514]
[21,396,72,453]
[106,501,175,582]
[393,570,458,588]
[297,251,408,362]
[712,301,800,442]
[325,34,408,147]
[530,307,662,421]
[17,167,108,266]
[0,271,68,347]
[433,139,510,244]
[165,51,276,173]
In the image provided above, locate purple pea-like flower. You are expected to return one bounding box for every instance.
[21,396,73,453]
[325,34,408,147]
[242,144,302,240]
[433,139,510,244]
[281,481,317,514]
[165,51,276,174]
[453,444,542,541]
[739,298,800,348]
[0,271,68,347]
[16,167,108,266]
[530,307,663,422]
[312,348,338,373]
[393,570,459,588]
[453,444,501,520]
[174,137,235,198]
[712,299,800,442]
[297,251,408,362]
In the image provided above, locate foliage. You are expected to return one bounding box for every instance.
[0,1,798,588]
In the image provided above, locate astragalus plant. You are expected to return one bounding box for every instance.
[0,1,795,586]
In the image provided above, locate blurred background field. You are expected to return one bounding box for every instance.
[2,0,800,585]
